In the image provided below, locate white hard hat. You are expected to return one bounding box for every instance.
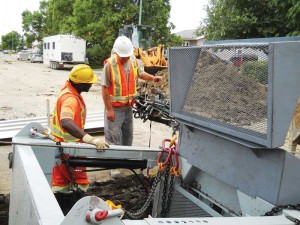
[113,36,133,57]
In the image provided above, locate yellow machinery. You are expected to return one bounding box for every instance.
[119,24,167,74]
[288,98,300,152]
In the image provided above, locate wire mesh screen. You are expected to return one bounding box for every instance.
[169,44,269,141]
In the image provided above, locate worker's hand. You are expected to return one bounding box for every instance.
[106,109,115,122]
[83,134,109,151]
[153,76,162,83]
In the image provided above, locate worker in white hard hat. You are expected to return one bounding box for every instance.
[102,36,162,146]
[51,64,109,214]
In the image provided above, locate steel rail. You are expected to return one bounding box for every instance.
[0,140,161,152]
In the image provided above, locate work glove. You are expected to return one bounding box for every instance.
[83,134,109,151]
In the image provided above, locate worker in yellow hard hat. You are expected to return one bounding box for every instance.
[50,64,109,214]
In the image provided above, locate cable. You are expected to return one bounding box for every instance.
[130,169,149,193]
[76,168,113,172]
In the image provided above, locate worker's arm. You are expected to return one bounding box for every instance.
[101,63,115,122]
[136,59,162,83]
[138,72,162,83]
[60,98,108,149]
[61,118,85,139]
[102,86,115,122]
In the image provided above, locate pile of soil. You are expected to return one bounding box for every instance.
[137,69,169,98]
[183,51,268,126]
[0,174,148,225]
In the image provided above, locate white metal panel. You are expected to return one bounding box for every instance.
[60,36,86,62]
[61,196,124,225]
[141,216,295,225]
[9,145,64,225]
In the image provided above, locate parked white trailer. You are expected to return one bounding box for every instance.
[43,35,87,69]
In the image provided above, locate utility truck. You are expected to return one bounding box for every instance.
[43,35,87,69]
[8,36,300,225]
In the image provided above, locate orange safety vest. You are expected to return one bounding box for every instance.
[51,80,86,142]
[51,80,89,189]
[106,55,138,106]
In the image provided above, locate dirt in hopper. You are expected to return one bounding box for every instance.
[0,174,148,225]
[137,69,169,98]
[0,194,9,225]
[183,51,268,126]
[85,174,148,214]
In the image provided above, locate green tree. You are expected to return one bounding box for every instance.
[1,31,21,51]
[72,0,181,65]
[198,0,300,40]
[22,0,182,66]
[36,0,75,36]
[269,0,300,36]
[38,0,55,37]
[22,10,44,43]
[49,0,76,34]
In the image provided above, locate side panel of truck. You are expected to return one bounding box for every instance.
[60,36,86,62]
[43,35,86,69]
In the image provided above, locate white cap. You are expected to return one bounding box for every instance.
[113,36,133,57]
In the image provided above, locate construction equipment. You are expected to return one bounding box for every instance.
[288,98,300,152]
[119,23,171,127]
[131,95,179,134]
[8,36,300,225]
[119,24,167,74]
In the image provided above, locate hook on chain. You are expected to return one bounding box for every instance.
[157,137,180,176]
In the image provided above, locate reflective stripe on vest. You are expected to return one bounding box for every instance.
[107,55,138,106]
[51,83,86,142]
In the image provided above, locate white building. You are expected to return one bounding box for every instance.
[175,29,205,46]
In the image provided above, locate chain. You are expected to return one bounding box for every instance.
[264,204,300,216]
[164,174,175,216]
[264,204,300,225]
[56,142,79,190]
[125,170,163,219]
[286,215,300,225]
[126,137,181,219]
[160,163,171,217]
[178,174,192,194]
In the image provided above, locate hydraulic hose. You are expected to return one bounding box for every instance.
[68,157,147,170]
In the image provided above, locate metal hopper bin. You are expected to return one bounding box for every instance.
[169,37,300,148]
[160,37,300,217]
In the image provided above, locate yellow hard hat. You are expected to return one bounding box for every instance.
[69,64,97,84]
